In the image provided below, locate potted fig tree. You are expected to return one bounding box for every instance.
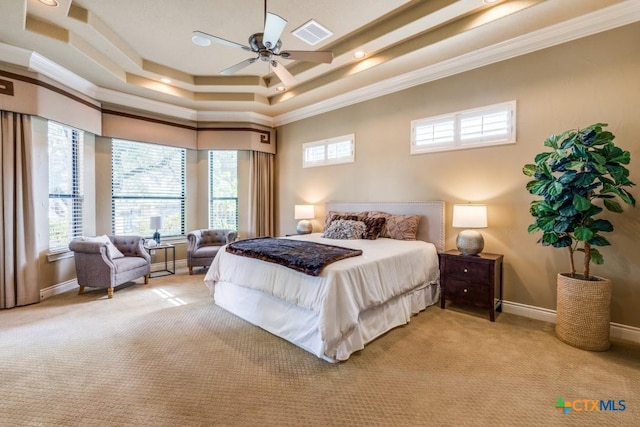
[523,123,635,351]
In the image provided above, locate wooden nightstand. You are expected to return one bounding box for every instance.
[439,250,503,321]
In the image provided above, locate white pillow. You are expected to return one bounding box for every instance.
[84,235,125,259]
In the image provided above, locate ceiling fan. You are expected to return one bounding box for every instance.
[192,6,333,87]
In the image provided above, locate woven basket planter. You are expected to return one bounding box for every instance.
[556,273,611,351]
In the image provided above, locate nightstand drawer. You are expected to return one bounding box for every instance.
[445,278,490,308]
[443,260,490,282]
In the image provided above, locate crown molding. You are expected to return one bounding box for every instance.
[273,1,640,126]
[29,51,98,98]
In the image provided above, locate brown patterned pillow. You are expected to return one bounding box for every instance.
[324,211,368,229]
[367,211,392,237]
[386,214,421,240]
[361,217,386,240]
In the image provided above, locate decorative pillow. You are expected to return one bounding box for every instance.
[324,211,368,229]
[361,217,386,240]
[322,219,366,240]
[84,235,125,259]
[367,211,392,238]
[385,215,421,240]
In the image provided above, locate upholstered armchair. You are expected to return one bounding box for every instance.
[68,235,151,298]
[187,229,237,274]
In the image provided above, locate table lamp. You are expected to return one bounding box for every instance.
[294,205,314,234]
[150,216,163,243]
[452,204,487,255]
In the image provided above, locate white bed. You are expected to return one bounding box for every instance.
[204,201,445,362]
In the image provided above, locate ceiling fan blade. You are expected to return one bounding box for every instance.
[271,60,297,87]
[192,30,250,51]
[280,50,334,64]
[220,58,257,75]
[263,12,287,50]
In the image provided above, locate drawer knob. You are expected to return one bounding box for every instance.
[463,268,468,273]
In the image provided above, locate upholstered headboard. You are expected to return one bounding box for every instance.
[325,201,445,253]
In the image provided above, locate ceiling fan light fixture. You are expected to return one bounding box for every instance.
[192,34,211,47]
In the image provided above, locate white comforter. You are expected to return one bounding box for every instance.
[204,233,440,355]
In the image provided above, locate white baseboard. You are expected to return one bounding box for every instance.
[40,279,78,300]
[40,259,189,299]
[502,300,640,345]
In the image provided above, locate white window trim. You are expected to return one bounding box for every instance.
[303,134,355,168]
[411,101,516,155]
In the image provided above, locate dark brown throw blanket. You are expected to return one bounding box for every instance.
[225,237,363,276]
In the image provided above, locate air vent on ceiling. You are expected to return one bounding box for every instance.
[291,19,333,46]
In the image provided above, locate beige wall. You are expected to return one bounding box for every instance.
[275,23,640,327]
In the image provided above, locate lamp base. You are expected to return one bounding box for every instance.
[296,220,312,234]
[456,229,484,255]
[153,231,161,243]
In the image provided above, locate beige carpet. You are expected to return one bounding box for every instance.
[1,267,639,426]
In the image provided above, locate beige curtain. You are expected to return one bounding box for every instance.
[248,151,275,237]
[0,111,39,309]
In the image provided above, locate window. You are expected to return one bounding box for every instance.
[411,101,516,154]
[111,140,185,238]
[208,150,238,230]
[303,134,355,168]
[48,122,84,251]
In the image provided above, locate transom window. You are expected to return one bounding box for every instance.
[411,101,516,154]
[303,134,355,168]
[111,139,185,238]
[48,121,84,251]
[208,150,238,230]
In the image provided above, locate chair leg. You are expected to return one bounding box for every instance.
[107,287,113,299]
[78,285,85,295]
[144,274,149,284]
[189,266,193,275]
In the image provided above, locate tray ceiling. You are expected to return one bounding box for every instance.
[0,0,638,125]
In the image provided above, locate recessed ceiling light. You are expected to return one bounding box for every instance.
[38,0,59,6]
[192,35,211,47]
[276,86,286,92]
[353,51,366,59]
[160,78,171,84]
[483,0,498,3]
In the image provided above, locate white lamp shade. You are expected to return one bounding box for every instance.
[294,204,314,220]
[452,204,487,228]
[150,216,163,230]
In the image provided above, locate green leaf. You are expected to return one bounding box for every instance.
[538,216,556,231]
[534,152,551,164]
[543,135,559,149]
[589,151,606,165]
[564,161,584,171]
[548,181,564,196]
[603,198,623,213]
[573,194,591,211]
[590,249,604,265]
[523,164,537,177]
[589,235,611,247]
[620,189,636,207]
[553,219,571,233]
[526,180,547,195]
[527,223,540,234]
[574,225,594,242]
[589,219,613,232]
[554,235,573,248]
[542,231,559,244]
